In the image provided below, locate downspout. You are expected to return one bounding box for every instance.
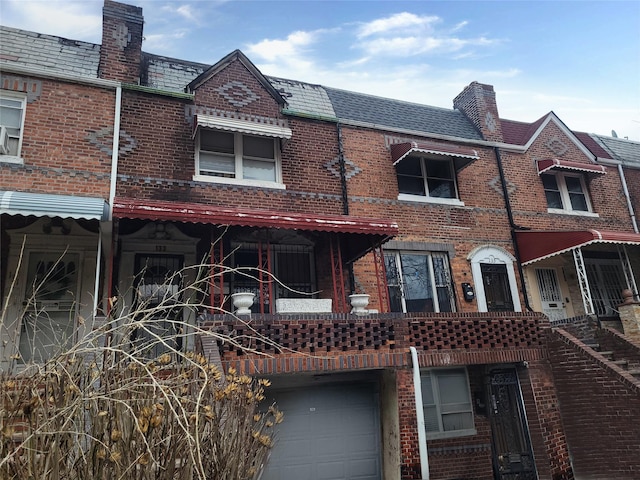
[410,346,429,480]
[617,164,639,233]
[493,147,533,311]
[105,85,122,332]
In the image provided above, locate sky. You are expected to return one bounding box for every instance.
[1,0,639,141]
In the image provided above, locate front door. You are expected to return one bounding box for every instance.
[487,369,537,480]
[132,254,184,358]
[535,268,567,321]
[481,264,514,312]
[19,251,80,363]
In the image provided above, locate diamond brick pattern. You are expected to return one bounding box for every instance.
[216,80,260,108]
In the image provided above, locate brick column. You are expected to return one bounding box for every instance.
[619,289,640,345]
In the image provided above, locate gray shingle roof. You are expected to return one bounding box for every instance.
[0,26,99,78]
[0,25,481,141]
[590,134,640,168]
[324,86,483,140]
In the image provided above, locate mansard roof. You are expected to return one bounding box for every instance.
[590,134,640,168]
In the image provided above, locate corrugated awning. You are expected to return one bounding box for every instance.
[113,197,398,235]
[391,141,479,168]
[0,190,109,221]
[515,230,640,265]
[195,113,292,139]
[113,197,398,263]
[536,158,606,175]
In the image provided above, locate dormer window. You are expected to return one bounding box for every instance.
[197,130,278,183]
[536,158,604,215]
[193,113,291,189]
[542,173,591,213]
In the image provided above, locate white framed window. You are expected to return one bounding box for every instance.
[542,173,594,214]
[0,90,27,160]
[421,368,476,439]
[396,156,463,205]
[195,129,283,188]
[384,250,455,313]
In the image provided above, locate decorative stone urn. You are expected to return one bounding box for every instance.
[231,292,255,315]
[349,294,370,314]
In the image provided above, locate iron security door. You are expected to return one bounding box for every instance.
[535,268,567,321]
[488,369,537,480]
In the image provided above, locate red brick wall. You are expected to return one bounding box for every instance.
[0,77,115,198]
[549,328,640,479]
[338,125,521,313]
[504,121,634,232]
[116,89,345,216]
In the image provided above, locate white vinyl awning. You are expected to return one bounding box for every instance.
[0,190,109,220]
[195,113,292,139]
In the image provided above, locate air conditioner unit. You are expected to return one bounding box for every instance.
[0,126,9,155]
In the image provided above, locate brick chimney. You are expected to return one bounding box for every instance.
[453,82,503,142]
[99,0,144,83]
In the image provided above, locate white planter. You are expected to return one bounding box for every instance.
[231,292,255,315]
[349,294,370,314]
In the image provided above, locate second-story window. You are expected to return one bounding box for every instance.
[0,90,26,159]
[542,172,591,213]
[196,129,280,184]
[396,156,459,200]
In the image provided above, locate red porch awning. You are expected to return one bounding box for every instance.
[515,230,640,265]
[390,141,479,167]
[113,197,397,235]
[536,158,606,175]
[113,197,398,262]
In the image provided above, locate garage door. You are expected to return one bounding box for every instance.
[261,382,381,480]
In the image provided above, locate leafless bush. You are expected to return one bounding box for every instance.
[1,261,282,480]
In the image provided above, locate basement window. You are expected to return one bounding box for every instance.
[421,368,476,439]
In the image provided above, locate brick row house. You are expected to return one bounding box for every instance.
[1,1,640,479]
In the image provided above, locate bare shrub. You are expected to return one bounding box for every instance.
[1,261,282,480]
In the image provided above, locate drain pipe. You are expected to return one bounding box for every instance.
[617,164,639,233]
[336,122,357,296]
[494,147,533,311]
[410,346,429,480]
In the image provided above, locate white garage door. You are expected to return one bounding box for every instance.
[261,382,381,480]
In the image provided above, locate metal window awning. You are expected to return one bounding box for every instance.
[0,190,109,221]
[391,141,479,169]
[515,230,640,265]
[195,113,292,139]
[536,158,606,175]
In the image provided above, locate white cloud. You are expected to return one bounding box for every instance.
[143,31,188,53]
[357,12,440,38]
[245,30,318,62]
[2,0,102,42]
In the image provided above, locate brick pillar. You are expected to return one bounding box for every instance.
[99,0,144,83]
[619,289,640,345]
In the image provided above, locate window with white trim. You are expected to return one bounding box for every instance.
[421,368,475,438]
[0,90,26,158]
[384,250,454,313]
[396,156,459,201]
[196,129,281,185]
[542,172,592,213]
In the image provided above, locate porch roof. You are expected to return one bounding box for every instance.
[0,190,109,220]
[515,230,640,265]
[113,197,398,261]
